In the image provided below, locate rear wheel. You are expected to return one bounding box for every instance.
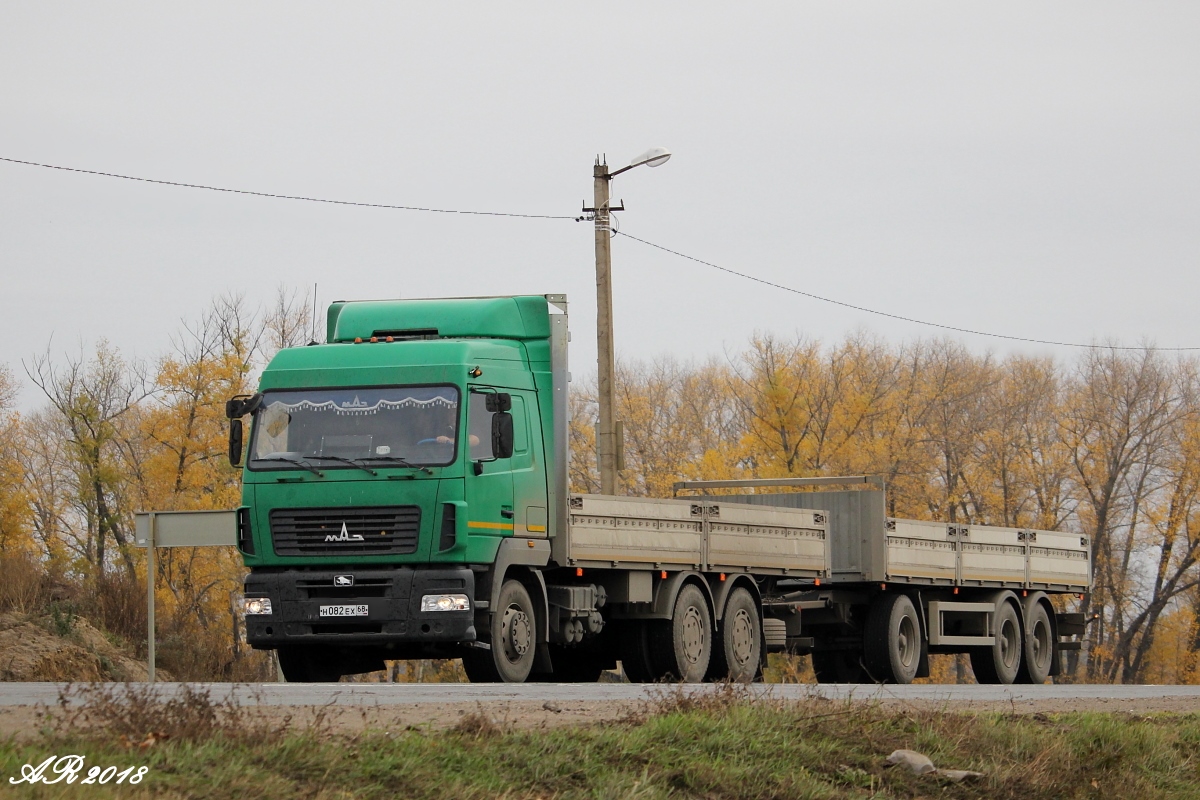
[463,579,536,683]
[277,646,342,682]
[1016,603,1054,684]
[970,601,1022,684]
[707,588,762,683]
[649,584,712,682]
[864,594,922,684]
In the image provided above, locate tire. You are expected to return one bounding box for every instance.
[707,588,762,683]
[648,584,712,682]
[811,649,868,683]
[462,579,537,683]
[618,621,657,683]
[864,594,922,684]
[970,601,1022,685]
[1016,602,1054,684]
[277,646,342,682]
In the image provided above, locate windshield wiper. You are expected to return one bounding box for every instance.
[309,455,378,475]
[363,455,433,475]
[253,456,325,477]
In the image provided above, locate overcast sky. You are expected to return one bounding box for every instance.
[3,3,1198,409]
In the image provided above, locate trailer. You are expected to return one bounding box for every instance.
[225,294,1091,683]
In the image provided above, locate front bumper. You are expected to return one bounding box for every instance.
[243,567,476,648]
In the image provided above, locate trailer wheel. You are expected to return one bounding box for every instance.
[463,579,536,683]
[1016,602,1054,684]
[277,646,342,682]
[707,588,762,683]
[864,594,921,684]
[649,584,712,682]
[970,601,1022,684]
[811,649,867,683]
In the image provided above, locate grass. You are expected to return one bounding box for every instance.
[3,684,1200,799]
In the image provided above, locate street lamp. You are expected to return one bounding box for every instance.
[589,147,672,495]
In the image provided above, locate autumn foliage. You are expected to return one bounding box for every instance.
[2,294,1200,683]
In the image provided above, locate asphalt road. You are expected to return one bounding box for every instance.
[3,682,1200,707]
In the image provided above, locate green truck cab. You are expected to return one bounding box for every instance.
[231,294,571,682]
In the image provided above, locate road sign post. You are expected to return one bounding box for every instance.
[135,510,237,683]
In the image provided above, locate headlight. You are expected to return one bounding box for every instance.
[244,597,273,615]
[421,594,470,612]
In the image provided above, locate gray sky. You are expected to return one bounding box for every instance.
[3,3,1198,409]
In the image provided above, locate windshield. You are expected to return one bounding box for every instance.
[248,385,460,470]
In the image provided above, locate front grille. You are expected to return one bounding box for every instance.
[270,506,420,556]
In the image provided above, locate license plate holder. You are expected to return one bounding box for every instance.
[318,604,369,618]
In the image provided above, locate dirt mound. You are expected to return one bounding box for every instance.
[0,612,168,682]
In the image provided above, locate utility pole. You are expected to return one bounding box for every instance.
[592,158,621,495]
[586,148,670,496]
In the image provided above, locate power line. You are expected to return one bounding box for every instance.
[614,230,1200,352]
[6,153,1194,350]
[0,156,578,220]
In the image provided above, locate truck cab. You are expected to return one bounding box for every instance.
[232,295,567,681]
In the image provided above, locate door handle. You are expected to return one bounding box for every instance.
[500,509,514,519]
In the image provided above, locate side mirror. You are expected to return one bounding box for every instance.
[491,412,514,459]
[485,393,512,413]
[228,418,244,467]
[225,393,263,420]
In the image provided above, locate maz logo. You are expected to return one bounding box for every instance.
[325,522,365,543]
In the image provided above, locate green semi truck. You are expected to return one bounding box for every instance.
[226,294,1091,683]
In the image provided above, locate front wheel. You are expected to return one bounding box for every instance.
[463,579,537,683]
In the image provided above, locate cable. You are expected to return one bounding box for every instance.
[615,230,1200,352]
[0,156,578,220]
[7,154,1195,350]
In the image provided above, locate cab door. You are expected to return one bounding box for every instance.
[464,389,515,539]
[508,393,549,537]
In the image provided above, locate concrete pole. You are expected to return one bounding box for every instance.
[593,161,619,495]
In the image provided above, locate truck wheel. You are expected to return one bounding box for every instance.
[864,594,921,684]
[970,601,1022,684]
[811,649,867,683]
[649,584,712,682]
[1016,602,1054,684]
[463,579,536,683]
[707,588,762,683]
[277,646,342,682]
[618,621,657,683]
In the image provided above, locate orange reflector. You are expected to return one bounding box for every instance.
[1022,590,1028,597]
[354,337,362,343]
[576,567,583,577]
[953,587,959,594]
[880,583,886,591]
[815,578,820,586]
[386,336,394,342]
[661,571,668,580]
[719,573,726,581]
[526,540,535,548]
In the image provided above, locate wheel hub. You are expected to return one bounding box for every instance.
[731,609,754,665]
[501,605,531,662]
[681,606,704,664]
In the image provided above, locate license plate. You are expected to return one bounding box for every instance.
[319,604,369,618]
